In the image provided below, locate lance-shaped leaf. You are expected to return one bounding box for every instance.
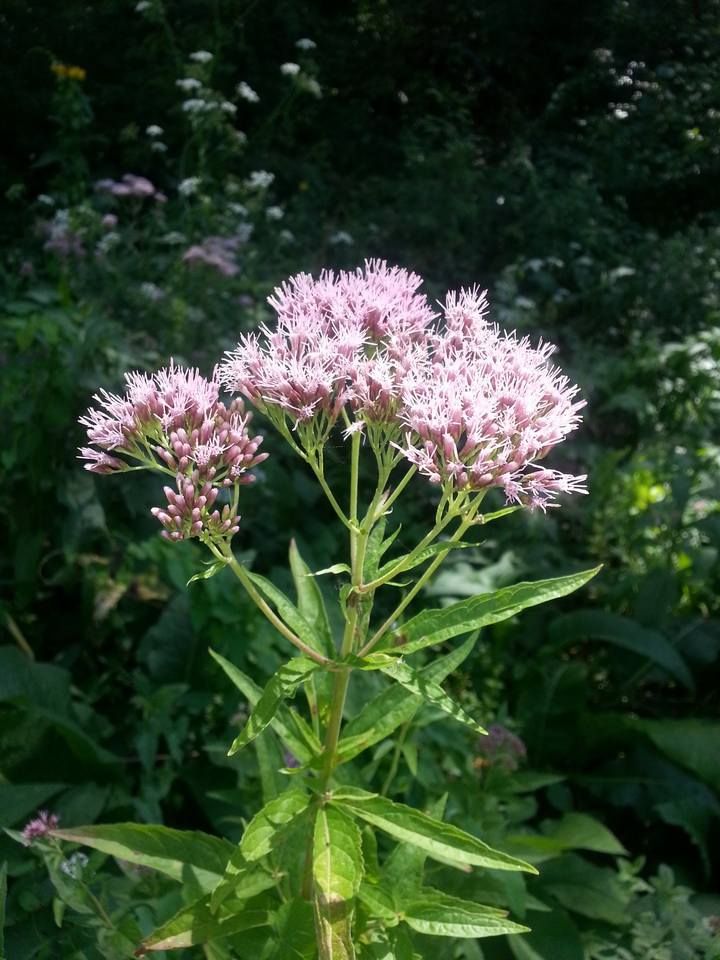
[403,889,529,938]
[390,567,601,654]
[548,610,694,691]
[209,851,279,914]
[244,568,328,656]
[289,540,335,658]
[379,658,486,735]
[335,788,535,873]
[210,649,321,763]
[336,638,476,762]
[51,823,233,893]
[229,657,323,755]
[241,789,311,862]
[377,796,448,910]
[135,892,275,954]
[375,541,475,582]
[313,805,363,960]
[362,515,390,583]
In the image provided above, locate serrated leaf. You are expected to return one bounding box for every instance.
[209,850,278,914]
[362,515,389,582]
[136,892,274,953]
[244,569,327,656]
[210,649,322,763]
[313,805,364,901]
[548,610,694,690]
[336,788,535,873]
[289,540,335,658]
[312,563,352,577]
[478,506,523,524]
[241,789,311,862]
[392,567,601,654]
[379,659,486,735]
[313,806,363,960]
[358,881,397,922]
[267,897,317,959]
[377,796,448,909]
[51,823,233,893]
[403,889,529,938]
[336,638,476,762]
[187,560,226,584]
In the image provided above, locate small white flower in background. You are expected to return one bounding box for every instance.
[176,77,202,92]
[220,101,237,114]
[295,38,316,50]
[60,853,89,879]
[236,81,259,103]
[140,282,165,302]
[236,222,254,243]
[496,195,505,205]
[37,194,55,206]
[280,62,301,77]
[161,231,186,245]
[398,90,409,104]
[235,130,248,144]
[189,50,213,63]
[146,124,164,137]
[229,202,248,216]
[246,170,274,190]
[135,0,151,11]
[265,205,284,221]
[182,98,208,114]
[97,231,120,253]
[151,141,168,152]
[302,77,322,98]
[279,229,295,243]
[178,177,202,197]
[329,230,353,245]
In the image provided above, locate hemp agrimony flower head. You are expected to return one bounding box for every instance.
[79,363,266,543]
[219,260,586,510]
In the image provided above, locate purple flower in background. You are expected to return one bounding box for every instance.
[22,810,59,845]
[182,235,243,277]
[475,724,527,773]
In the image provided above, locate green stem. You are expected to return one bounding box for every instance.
[212,541,331,665]
[380,720,411,797]
[359,494,484,657]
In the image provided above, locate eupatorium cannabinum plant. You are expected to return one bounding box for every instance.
[24,261,597,959]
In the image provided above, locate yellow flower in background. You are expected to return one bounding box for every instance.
[51,63,86,81]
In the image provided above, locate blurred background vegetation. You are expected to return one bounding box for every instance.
[1,0,719,957]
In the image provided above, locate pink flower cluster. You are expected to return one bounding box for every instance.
[218,260,586,509]
[21,810,59,845]
[95,174,167,203]
[182,235,243,277]
[79,364,266,541]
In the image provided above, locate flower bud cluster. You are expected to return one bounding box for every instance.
[79,364,266,541]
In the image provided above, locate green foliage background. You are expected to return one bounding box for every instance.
[1,0,719,957]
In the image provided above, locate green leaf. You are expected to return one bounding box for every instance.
[536,854,630,925]
[545,813,628,855]
[312,563,352,577]
[336,638,477,761]
[548,610,694,690]
[377,796,448,909]
[313,806,363,960]
[209,852,278,914]
[244,569,328,656]
[375,541,475,581]
[51,823,234,893]
[136,892,274,953]
[187,560,226,584]
[267,897,317,959]
[362,515,390,582]
[478,506,524,524]
[313,805,364,901]
[632,717,720,792]
[211,649,321,763]
[403,889,529,938]
[379,659,486,735]
[241,789,311,862]
[507,908,585,960]
[336,788,535,873]
[358,881,398,922]
[289,540,335,658]
[391,567,601,654]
